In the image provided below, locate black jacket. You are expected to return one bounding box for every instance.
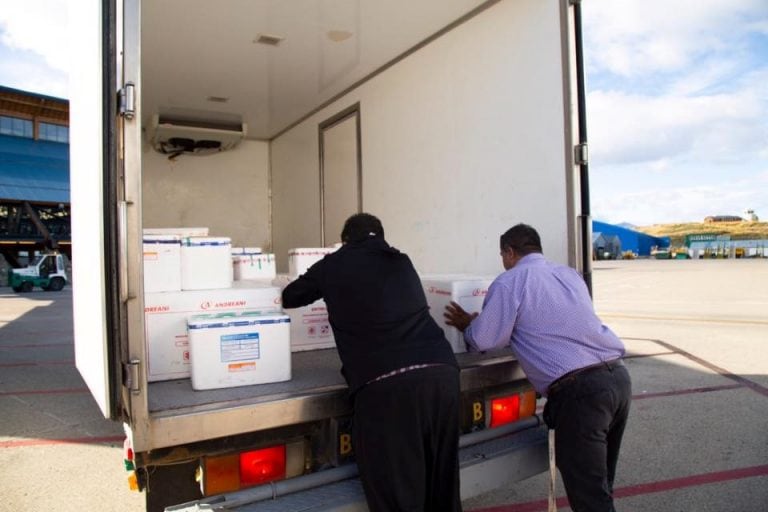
[282,237,458,393]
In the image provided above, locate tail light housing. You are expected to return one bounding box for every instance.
[489,389,537,428]
[198,440,305,496]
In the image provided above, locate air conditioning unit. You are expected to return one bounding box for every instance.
[148,114,247,157]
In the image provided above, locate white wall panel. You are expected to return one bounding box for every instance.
[142,141,270,249]
[272,0,571,275]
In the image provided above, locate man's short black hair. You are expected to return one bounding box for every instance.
[341,213,385,243]
[500,223,542,255]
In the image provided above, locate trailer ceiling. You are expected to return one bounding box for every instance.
[141,0,493,140]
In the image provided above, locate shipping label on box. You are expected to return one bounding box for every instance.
[421,275,496,353]
[272,274,336,351]
[187,311,291,390]
[143,235,182,293]
[144,285,281,381]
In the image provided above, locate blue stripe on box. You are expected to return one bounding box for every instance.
[183,242,230,247]
[143,239,181,244]
[188,317,290,329]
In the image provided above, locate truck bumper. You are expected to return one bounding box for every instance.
[167,418,548,512]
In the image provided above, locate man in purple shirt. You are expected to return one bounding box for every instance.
[445,223,631,512]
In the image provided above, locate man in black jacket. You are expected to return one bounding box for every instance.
[282,213,462,512]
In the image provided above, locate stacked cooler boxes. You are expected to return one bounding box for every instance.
[144,282,282,381]
[143,228,286,388]
[142,234,343,389]
[420,275,496,353]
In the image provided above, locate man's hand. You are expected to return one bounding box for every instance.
[444,301,478,332]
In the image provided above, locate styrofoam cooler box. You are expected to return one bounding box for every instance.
[144,227,209,237]
[187,311,291,390]
[288,247,337,277]
[181,237,233,290]
[233,252,276,281]
[420,275,496,353]
[144,284,281,381]
[273,274,336,351]
[143,235,182,293]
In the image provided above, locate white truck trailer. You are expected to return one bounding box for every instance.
[69,0,594,510]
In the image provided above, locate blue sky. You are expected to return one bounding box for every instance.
[1,0,766,226]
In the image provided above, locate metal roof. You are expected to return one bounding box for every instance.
[0,134,70,203]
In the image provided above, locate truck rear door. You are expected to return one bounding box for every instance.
[69,0,125,420]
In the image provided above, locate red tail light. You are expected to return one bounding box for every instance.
[490,395,520,427]
[240,446,286,486]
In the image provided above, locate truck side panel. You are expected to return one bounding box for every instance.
[272,0,575,275]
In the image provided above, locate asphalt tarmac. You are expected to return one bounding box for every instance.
[0,259,766,511]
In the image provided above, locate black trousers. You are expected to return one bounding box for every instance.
[543,362,632,512]
[352,365,462,512]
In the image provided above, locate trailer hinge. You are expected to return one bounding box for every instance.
[123,359,141,394]
[574,143,588,166]
[119,82,136,120]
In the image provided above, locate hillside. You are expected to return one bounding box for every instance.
[635,221,768,247]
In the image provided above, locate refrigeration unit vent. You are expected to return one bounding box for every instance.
[149,114,247,159]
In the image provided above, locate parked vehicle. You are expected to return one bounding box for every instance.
[69,0,593,510]
[8,251,67,292]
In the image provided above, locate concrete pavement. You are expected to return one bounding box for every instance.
[1,259,766,511]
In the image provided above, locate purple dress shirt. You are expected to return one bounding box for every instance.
[464,253,625,395]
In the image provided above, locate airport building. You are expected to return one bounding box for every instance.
[0,85,70,280]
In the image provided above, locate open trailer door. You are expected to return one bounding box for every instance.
[69,0,125,420]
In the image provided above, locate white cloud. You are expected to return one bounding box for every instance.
[593,173,768,226]
[588,87,766,166]
[583,0,768,77]
[0,0,69,73]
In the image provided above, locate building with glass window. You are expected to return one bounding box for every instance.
[0,85,71,272]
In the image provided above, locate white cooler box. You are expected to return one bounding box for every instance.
[143,235,182,293]
[144,284,281,381]
[287,247,337,277]
[181,237,233,290]
[273,274,336,352]
[233,252,276,281]
[187,311,291,390]
[421,275,496,353]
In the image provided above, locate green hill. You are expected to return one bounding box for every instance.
[635,221,768,247]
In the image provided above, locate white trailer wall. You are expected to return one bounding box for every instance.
[271,0,574,275]
[142,140,271,248]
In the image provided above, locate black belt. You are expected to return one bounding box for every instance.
[547,358,624,396]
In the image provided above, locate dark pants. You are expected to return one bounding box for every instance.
[352,365,462,512]
[543,362,632,512]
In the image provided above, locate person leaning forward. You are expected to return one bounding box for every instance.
[281,213,463,512]
[444,223,631,512]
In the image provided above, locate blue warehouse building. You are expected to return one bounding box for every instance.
[0,85,70,268]
[592,220,670,257]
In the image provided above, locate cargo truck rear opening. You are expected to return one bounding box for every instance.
[68,0,591,510]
